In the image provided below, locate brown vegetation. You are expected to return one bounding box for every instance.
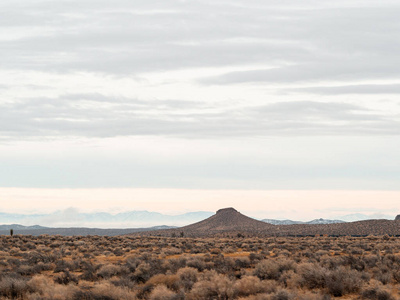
[1,234,400,299]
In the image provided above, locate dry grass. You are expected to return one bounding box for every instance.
[1,235,400,299]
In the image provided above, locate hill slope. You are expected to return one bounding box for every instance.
[146,207,275,236]
[182,207,273,232]
[276,219,400,236]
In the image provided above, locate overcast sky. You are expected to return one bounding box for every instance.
[1,0,399,218]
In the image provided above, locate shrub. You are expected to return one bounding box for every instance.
[234,275,263,296]
[176,267,199,291]
[28,275,79,300]
[147,274,179,291]
[375,270,392,285]
[97,264,124,279]
[296,263,326,289]
[110,277,135,289]
[186,257,206,272]
[54,271,79,285]
[345,255,366,271]
[249,252,264,263]
[270,289,293,300]
[164,257,187,273]
[361,286,394,300]
[280,270,302,289]
[297,292,331,300]
[235,257,251,269]
[73,281,137,300]
[392,269,400,283]
[325,267,363,296]
[0,276,30,299]
[254,260,280,280]
[189,271,236,299]
[148,284,177,300]
[54,259,75,273]
[363,255,380,268]
[80,262,97,281]
[132,262,152,283]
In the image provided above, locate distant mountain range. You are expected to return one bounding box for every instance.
[0,209,214,228]
[0,209,394,229]
[0,225,176,236]
[337,213,394,222]
[1,208,398,237]
[0,224,47,230]
[262,218,345,225]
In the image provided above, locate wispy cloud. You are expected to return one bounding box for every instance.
[285,84,400,95]
[1,95,398,138]
[2,1,399,77]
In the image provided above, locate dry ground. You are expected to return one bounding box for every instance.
[1,235,400,299]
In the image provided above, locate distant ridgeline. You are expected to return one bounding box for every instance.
[138,208,400,238]
[2,209,400,237]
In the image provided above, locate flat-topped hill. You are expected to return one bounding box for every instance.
[141,207,275,237]
[179,207,274,234]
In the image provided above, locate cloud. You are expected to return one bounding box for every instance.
[201,59,400,85]
[0,0,399,141]
[285,84,400,95]
[1,94,398,139]
[2,0,400,78]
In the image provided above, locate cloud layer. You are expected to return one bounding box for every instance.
[1,1,400,192]
[1,94,398,139]
[1,0,400,140]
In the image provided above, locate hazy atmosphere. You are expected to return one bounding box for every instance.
[1,0,400,225]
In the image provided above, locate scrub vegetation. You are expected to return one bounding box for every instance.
[0,235,400,299]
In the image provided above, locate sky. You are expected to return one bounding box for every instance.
[0,0,399,221]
